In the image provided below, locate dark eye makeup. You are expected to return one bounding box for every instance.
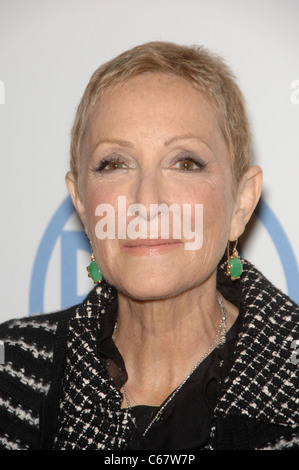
[94,150,207,173]
[95,153,126,172]
[171,151,207,171]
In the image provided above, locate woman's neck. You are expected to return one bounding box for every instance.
[114,277,238,407]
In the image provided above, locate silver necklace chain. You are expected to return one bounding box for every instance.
[113,292,227,436]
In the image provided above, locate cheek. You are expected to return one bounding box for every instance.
[83,181,120,235]
[203,186,231,221]
[200,182,234,252]
[83,192,98,238]
[82,182,130,277]
[82,184,119,278]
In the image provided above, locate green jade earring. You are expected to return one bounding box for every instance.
[227,239,243,280]
[87,253,103,283]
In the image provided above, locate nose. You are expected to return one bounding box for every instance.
[132,169,164,221]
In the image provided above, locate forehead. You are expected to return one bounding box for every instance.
[86,73,226,154]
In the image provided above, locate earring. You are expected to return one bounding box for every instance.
[86,253,102,283]
[226,239,243,280]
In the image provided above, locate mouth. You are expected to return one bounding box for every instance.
[121,238,184,255]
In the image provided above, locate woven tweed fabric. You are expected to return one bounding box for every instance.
[52,260,299,450]
[215,261,298,428]
[0,314,59,449]
[53,283,135,450]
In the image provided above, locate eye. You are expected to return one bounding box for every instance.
[172,153,206,172]
[176,159,199,171]
[95,154,127,172]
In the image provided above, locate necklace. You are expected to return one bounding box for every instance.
[113,292,227,436]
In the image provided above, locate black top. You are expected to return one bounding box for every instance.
[97,296,243,450]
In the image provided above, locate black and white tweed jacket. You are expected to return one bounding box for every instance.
[0,260,298,450]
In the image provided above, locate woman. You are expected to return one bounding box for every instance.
[0,42,298,451]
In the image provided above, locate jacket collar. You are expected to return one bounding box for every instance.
[54,282,135,449]
[215,260,299,428]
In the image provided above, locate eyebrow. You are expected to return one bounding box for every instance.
[92,134,212,152]
[92,138,134,153]
[164,133,211,148]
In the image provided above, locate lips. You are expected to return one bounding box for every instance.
[122,238,183,247]
[121,238,184,255]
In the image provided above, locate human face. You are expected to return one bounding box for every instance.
[73,73,237,300]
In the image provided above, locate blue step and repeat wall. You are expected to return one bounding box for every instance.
[1,0,299,322]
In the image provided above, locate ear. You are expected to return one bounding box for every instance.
[65,171,89,235]
[229,165,263,241]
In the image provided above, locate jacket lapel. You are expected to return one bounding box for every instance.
[53,281,135,450]
[215,261,299,428]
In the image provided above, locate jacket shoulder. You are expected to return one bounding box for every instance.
[0,305,77,449]
[0,306,78,368]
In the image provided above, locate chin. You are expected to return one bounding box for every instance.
[112,275,187,302]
